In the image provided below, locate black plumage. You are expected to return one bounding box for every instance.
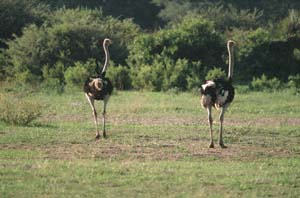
[201,78,234,107]
[84,54,113,100]
[83,76,113,100]
[215,78,234,106]
[200,78,234,109]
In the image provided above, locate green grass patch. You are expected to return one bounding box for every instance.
[0,90,299,197]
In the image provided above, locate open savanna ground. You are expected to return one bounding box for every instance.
[1,90,300,197]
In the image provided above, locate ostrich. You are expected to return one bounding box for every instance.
[83,38,113,139]
[200,40,235,148]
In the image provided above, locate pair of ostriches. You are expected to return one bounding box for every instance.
[84,39,235,148]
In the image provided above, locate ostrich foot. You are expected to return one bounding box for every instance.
[95,134,100,140]
[209,142,214,148]
[103,131,107,139]
[219,142,227,149]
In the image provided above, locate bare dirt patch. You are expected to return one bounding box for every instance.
[108,114,300,129]
[1,137,296,162]
[40,142,300,161]
[37,141,185,161]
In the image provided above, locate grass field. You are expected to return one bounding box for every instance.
[1,90,300,197]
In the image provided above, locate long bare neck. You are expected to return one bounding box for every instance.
[227,44,234,79]
[101,44,110,74]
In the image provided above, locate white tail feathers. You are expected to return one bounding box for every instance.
[89,78,103,91]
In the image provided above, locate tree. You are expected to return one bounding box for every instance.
[0,0,49,47]
[38,0,163,29]
[128,15,224,90]
[5,8,140,83]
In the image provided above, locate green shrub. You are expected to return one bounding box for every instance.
[231,28,272,81]
[64,62,90,87]
[236,85,251,94]
[0,93,42,125]
[186,61,204,90]
[165,58,189,91]
[274,10,300,39]
[13,69,41,84]
[42,61,65,84]
[131,64,160,91]
[40,78,64,94]
[166,87,180,95]
[0,0,49,42]
[106,65,131,90]
[250,74,282,91]
[205,67,226,80]
[288,74,300,94]
[128,15,224,91]
[155,2,263,31]
[0,50,9,81]
[5,8,140,84]
[130,57,193,91]
[293,49,300,61]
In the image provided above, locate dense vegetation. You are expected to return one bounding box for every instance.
[0,0,300,91]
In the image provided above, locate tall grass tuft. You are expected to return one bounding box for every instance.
[0,93,42,125]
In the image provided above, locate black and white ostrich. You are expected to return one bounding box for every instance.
[83,38,113,139]
[200,40,235,148]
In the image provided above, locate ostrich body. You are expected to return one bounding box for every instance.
[200,40,235,148]
[83,38,113,139]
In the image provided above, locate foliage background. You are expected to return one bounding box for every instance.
[1,0,300,91]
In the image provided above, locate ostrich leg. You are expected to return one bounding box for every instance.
[219,106,227,148]
[207,106,214,148]
[85,94,100,139]
[102,95,110,138]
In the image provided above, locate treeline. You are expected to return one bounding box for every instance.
[0,0,300,92]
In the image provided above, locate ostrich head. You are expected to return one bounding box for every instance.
[103,38,112,48]
[227,40,235,49]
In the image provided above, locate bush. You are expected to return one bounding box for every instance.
[128,15,224,90]
[164,58,189,91]
[288,74,300,94]
[231,28,299,81]
[205,67,226,80]
[154,1,263,31]
[0,0,49,44]
[131,64,161,91]
[250,74,282,91]
[236,85,251,94]
[130,57,196,91]
[40,78,64,94]
[231,28,272,81]
[186,61,204,90]
[166,87,180,95]
[0,93,42,125]
[5,8,140,84]
[42,61,65,84]
[64,61,92,87]
[274,10,300,39]
[106,65,131,90]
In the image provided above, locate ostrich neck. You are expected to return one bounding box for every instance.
[228,45,234,79]
[101,44,110,74]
